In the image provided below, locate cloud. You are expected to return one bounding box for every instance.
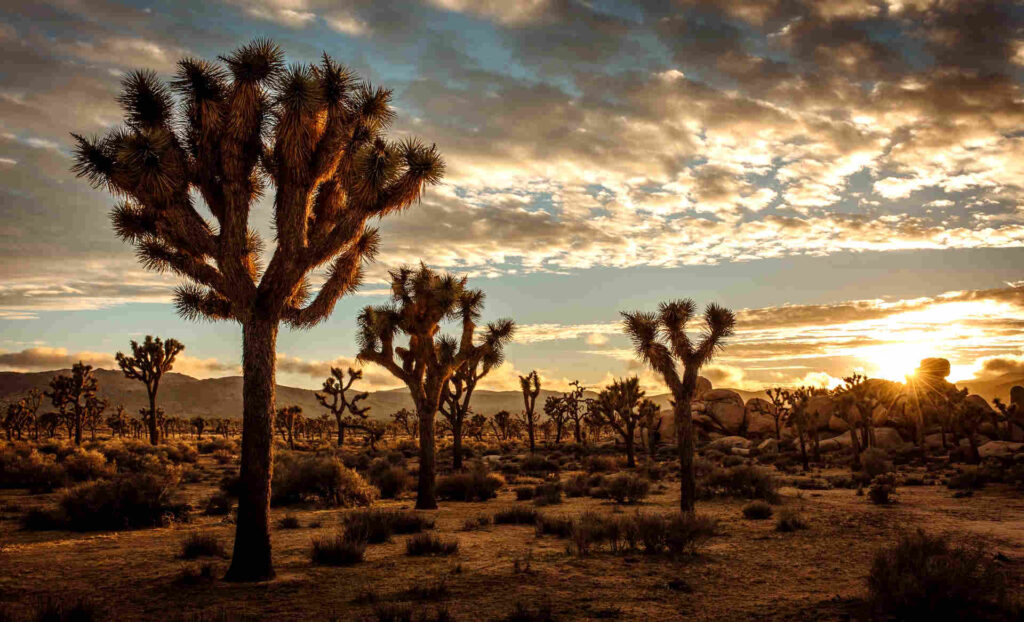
[275,354,403,390]
[0,347,113,371]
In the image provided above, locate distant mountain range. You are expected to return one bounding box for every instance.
[0,368,768,420]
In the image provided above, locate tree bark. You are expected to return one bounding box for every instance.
[451,416,464,470]
[225,318,278,582]
[675,398,696,513]
[416,407,438,510]
[625,427,635,468]
[336,418,345,447]
[147,391,159,445]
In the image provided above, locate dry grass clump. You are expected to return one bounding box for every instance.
[775,508,808,532]
[493,506,539,525]
[271,453,376,507]
[435,464,504,502]
[310,530,367,566]
[343,508,434,543]
[741,500,773,520]
[179,531,226,559]
[405,533,458,557]
[564,511,716,557]
[698,465,779,503]
[600,473,650,504]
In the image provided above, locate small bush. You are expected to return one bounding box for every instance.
[344,508,433,543]
[176,562,217,586]
[698,465,779,503]
[12,597,102,621]
[62,449,114,482]
[562,474,589,498]
[277,514,302,529]
[435,466,504,502]
[28,472,188,532]
[535,514,573,537]
[601,474,650,504]
[868,473,899,505]
[271,453,376,507]
[775,508,808,532]
[367,603,453,622]
[494,506,539,525]
[532,483,562,506]
[742,500,773,520]
[0,446,67,492]
[520,455,560,475]
[586,455,618,473]
[663,513,717,556]
[405,533,458,556]
[179,532,226,559]
[461,515,491,531]
[310,531,366,566]
[868,530,1015,619]
[498,602,555,622]
[203,493,233,516]
[947,467,987,491]
[514,486,535,501]
[368,461,412,499]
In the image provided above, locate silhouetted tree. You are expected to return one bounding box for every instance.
[490,410,517,441]
[392,408,417,438]
[315,367,370,447]
[357,264,504,509]
[622,300,735,513]
[563,380,587,444]
[73,39,443,581]
[107,405,129,438]
[592,377,645,467]
[275,405,302,450]
[543,395,568,443]
[115,336,184,445]
[782,387,813,472]
[191,416,206,439]
[639,398,662,458]
[439,314,515,469]
[46,362,100,446]
[519,371,541,453]
[764,387,789,441]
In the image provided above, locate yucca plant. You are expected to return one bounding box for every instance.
[71,39,444,581]
[357,263,513,509]
[621,300,735,512]
[116,335,184,445]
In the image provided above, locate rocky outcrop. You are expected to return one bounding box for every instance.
[977,440,1024,460]
[819,427,905,452]
[694,389,747,435]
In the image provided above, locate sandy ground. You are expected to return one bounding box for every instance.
[1,456,1022,621]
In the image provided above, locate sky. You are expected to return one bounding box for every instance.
[1,0,1024,395]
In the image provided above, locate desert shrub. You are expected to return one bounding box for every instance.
[493,506,539,525]
[535,514,573,537]
[601,474,650,504]
[742,500,773,520]
[368,459,412,499]
[565,512,715,557]
[585,455,618,473]
[698,465,779,503]
[868,473,899,505]
[520,455,560,475]
[532,483,562,506]
[405,533,458,556]
[62,449,113,482]
[722,454,745,468]
[497,602,555,622]
[211,450,234,465]
[277,514,302,529]
[0,446,67,492]
[310,531,366,566]
[366,603,453,622]
[396,579,450,602]
[203,492,232,516]
[868,530,1015,620]
[461,515,491,531]
[179,531,225,559]
[514,486,535,501]
[637,462,665,482]
[175,562,217,587]
[218,473,241,497]
[562,474,589,498]
[435,465,504,502]
[947,466,987,490]
[8,596,102,622]
[861,447,893,479]
[197,438,236,454]
[663,513,718,556]
[271,453,376,507]
[25,472,188,532]
[775,508,808,532]
[793,477,830,490]
[343,508,433,544]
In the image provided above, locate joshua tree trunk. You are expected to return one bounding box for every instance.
[225,318,278,582]
[336,420,346,447]
[147,391,159,445]
[625,425,636,468]
[417,405,438,510]
[797,426,809,472]
[676,369,699,514]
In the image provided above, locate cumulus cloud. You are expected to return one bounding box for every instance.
[0,347,113,371]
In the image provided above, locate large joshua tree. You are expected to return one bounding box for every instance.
[357,264,512,509]
[116,335,184,445]
[592,377,645,467]
[71,40,443,582]
[622,300,735,513]
[439,313,516,469]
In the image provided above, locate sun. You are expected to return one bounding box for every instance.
[860,343,925,382]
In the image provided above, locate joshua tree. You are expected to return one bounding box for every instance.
[782,387,813,471]
[489,409,517,441]
[107,405,129,438]
[467,412,488,442]
[764,387,789,441]
[519,371,541,453]
[563,380,587,444]
[46,362,101,446]
[115,336,184,445]
[85,396,108,440]
[992,386,1024,441]
[72,40,443,581]
[543,395,568,443]
[357,264,508,509]
[191,416,206,439]
[392,408,418,438]
[591,377,645,467]
[275,405,302,449]
[439,315,516,468]
[315,367,370,447]
[622,300,735,513]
